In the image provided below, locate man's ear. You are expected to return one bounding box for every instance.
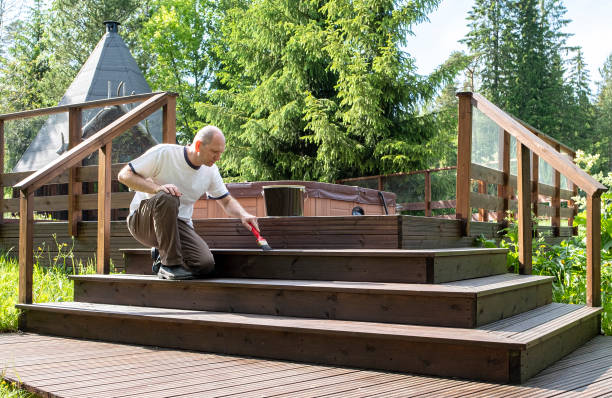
[195,140,201,152]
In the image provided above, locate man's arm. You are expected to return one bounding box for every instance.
[117,165,182,196]
[217,194,259,231]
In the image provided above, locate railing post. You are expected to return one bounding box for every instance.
[552,145,561,236]
[570,182,578,230]
[532,153,539,219]
[377,175,383,191]
[97,143,112,274]
[517,142,532,275]
[478,180,488,221]
[18,191,33,304]
[162,96,176,144]
[0,119,4,224]
[456,92,473,235]
[586,194,601,307]
[569,152,578,229]
[497,130,510,225]
[424,171,431,217]
[68,107,82,236]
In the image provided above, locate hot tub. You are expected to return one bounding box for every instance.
[193,180,396,218]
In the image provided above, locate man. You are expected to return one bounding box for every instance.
[118,125,259,280]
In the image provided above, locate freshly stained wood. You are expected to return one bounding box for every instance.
[71,273,552,328]
[18,191,33,304]
[455,92,473,234]
[210,247,508,283]
[96,142,112,274]
[16,299,601,383]
[517,142,532,275]
[2,333,610,397]
[68,107,82,236]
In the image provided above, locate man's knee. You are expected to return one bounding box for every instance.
[151,192,180,213]
[189,254,215,276]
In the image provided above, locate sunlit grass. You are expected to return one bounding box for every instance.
[0,378,40,398]
[0,243,96,333]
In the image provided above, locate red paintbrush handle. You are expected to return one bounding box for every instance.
[248,222,262,239]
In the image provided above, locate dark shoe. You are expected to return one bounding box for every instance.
[151,247,161,274]
[157,265,194,280]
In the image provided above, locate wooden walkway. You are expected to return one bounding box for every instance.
[1,333,611,397]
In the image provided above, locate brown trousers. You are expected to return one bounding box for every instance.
[127,192,215,275]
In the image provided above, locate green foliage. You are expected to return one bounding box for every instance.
[0,240,95,333]
[0,2,53,170]
[0,379,39,398]
[198,0,469,182]
[463,0,597,155]
[593,53,612,173]
[476,166,612,335]
[138,0,223,143]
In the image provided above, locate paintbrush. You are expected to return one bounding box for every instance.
[248,222,272,250]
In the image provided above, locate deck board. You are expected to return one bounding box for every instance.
[1,333,611,397]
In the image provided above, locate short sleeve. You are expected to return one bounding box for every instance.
[129,145,162,179]
[207,166,229,199]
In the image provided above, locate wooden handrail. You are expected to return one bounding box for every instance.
[12,91,177,304]
[468,92,606,197]
[14,93,170,194]
[0,92,165,121]
[512,115,575,156]
[456,91,607,308]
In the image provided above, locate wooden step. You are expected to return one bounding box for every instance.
[16,302,600,384]
[71,273,552,328]
[122,248,509,283]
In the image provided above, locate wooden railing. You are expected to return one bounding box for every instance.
[0,92,177,304]
[456,92,607,307]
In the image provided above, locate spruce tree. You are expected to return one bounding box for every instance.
[594,54,612,172]
[463,0,575,145]
[197,0,465,182]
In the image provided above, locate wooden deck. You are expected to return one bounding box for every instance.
[1,333,610,397]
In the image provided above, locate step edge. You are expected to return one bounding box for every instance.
[474,275,554,297]
[71,275,553,298]
[16,303,524,350]
[213,248,509,257]
[519,306,602,348]
[70,276,478,297]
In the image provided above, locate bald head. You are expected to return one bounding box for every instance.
[189,125,226,167]
[194,125,224,147]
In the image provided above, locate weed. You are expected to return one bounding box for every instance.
[0,239,95,333]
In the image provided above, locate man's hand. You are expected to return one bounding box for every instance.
[218,194,259,231]
[157,184,182,197]
[241,214,259,232]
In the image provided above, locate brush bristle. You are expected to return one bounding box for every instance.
[257,238,272,251]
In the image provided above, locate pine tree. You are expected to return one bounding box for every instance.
[463,0,575,145]
[197,0,465,182]
[594,54,612,172]
[463,0,514,105]
[562,48,594,152]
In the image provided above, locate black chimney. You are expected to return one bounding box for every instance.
[103,21,120,33]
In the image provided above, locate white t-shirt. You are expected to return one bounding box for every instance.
[128,144,229,225]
